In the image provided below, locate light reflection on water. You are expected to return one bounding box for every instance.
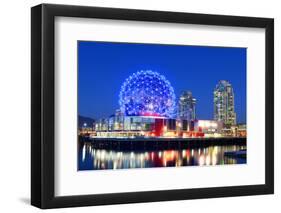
[78,143,246,170]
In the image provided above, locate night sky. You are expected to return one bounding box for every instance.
[78,41,246,123]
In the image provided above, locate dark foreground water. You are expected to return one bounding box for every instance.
[78,142,246,170]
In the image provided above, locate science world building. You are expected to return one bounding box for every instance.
[92,70,225,138]
[119,70,176,118]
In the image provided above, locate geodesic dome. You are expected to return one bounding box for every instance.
[119,70,176,117]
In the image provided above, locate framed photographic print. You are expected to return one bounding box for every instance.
[31,4,274,209]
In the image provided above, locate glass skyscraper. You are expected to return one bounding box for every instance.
[178,91,196,121]
[214,80,236,126]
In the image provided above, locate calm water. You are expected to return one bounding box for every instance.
[78,142,246,170]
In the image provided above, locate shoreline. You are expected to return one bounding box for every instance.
[79,136,246,151]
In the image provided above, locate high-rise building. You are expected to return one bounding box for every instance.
[114,109,124,130]
[214,80,236,126]
[178,91,196,120]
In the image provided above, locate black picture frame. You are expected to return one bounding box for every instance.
[31,3,274,209]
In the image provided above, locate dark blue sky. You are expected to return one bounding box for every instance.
[78,41,246,123]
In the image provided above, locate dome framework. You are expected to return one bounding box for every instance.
[119,70,176,118]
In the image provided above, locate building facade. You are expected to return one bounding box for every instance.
[178,91,196,121]
[214,80,236,126]
[194,120,223,134]
[94,112,198,138]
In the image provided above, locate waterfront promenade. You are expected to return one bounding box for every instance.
[79,136,246,151]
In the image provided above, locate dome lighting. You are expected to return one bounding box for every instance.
[119,70,176,117]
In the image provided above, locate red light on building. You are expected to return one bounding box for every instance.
[194,132,204,137]
[140,112,160,117]
[155,118,164,136]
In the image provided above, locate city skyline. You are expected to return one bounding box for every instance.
[79,80,238,125]
[78,41,246,123]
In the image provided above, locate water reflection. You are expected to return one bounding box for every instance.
[78,142,246,170]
